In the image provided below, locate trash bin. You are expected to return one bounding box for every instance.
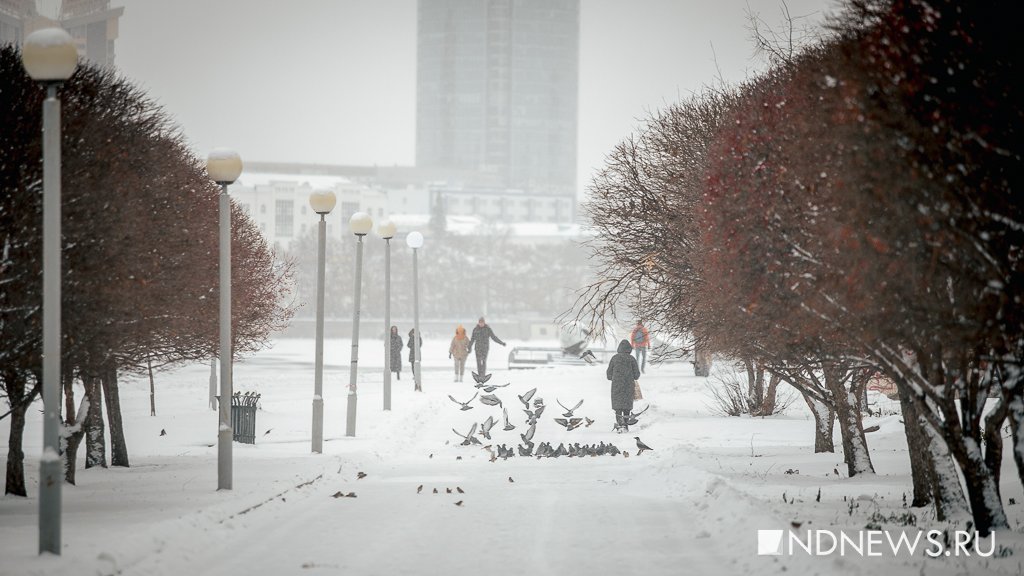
[231,391,260,444]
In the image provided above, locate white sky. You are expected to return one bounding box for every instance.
[113,0,835,198]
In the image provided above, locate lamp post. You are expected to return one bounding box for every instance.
[309,191,336,453]
[346,212,373,436]
[206,148,243,490]
[22,26,79,557]
[406,231,424,391]
[377,219,397,411]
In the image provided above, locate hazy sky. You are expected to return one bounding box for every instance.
[113,0,835,197]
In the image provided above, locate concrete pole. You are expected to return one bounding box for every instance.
[383,238,392,410]
[38,84,62,556]
[412,247,422,391]
[346,235,365,436]
[209,358,217,411]
[312,214,327,452]
[218,183,232,490]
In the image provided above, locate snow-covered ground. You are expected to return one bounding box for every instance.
[2,337,1023,575]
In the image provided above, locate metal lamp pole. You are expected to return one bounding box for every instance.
[346,212,374,436]
[207,149,243,490]
[309,191,336,452]
[377,220,396,410]
[406,232,424,391]
[22,27,79,556]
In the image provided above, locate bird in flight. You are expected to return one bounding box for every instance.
[502,407,516,431]
[452,423,481,446]
[557,399,584,418]
[479,416,497,440]
[472,372,492,384]
[518,387,537,408]
[555,417,584,431]
[520,422,536,446]
[479,393,502,407]
[448,392,478,411]
[634,436,653,455]
[480,382,510,393]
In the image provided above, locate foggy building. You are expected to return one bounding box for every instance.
[416,0,579,212]
[0,0,122,67]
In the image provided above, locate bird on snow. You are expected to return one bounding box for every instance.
[357,471,367,479]
[457,487,464,494]
[483,444,496,462]
[517,444,533,457]
[454,500,464,507]
[508,476,515,483]
[453,422,482,446]
[446,488,453,494]
[634,437,653,455]
[479,416,497,440]
[482,382,510,393]
[502,407,516,432]
[518,387,537,408]
[433,488,439,493]
[448,392,478,411]
[479,394,502,407]
[557,398,584,418]
[417,485,423,494]
[472,372,492,384]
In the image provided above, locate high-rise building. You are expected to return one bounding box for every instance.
[416,0,579,201]
[0,0,123,67]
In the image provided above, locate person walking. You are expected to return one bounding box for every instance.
[607,339,641,433]
[389,326,403,381]
[630,320,651,373]
[468,317,506,376]
[407,328,422,381]
[449,325,470,382]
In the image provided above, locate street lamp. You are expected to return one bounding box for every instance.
[206,148,242,491]
[406,231,424,391]
[309,191,336,452]
[346,211,373,436]
[22,26,78,557]
[376,219,397,410]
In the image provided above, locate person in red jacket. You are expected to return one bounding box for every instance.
[629,320,650,374]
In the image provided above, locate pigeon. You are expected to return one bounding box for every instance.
[520,422,536,445]
[517,444,533,457]
[625,405,650,425]
[448,392,478,411]
[585,417,595,427]
[518,387,537,408]
[446,488,453,494]
[557,399,584,418]
[456,487,464,494]
[357,471,367,479]
[264,428,273,436]
[524,404,545,426]
[453,422,482,446]
[502,407,516,431]
[508,476,515,483]
[433,488,439,494]
[482,382,511,393]
[479,416,497,440]
[555,417,584,431]
[454,500,464,507]
[634,437,653,455]
[479,394,502,407]
[417,485,423,494]
[159,429,167,436]
[472,372,492,384]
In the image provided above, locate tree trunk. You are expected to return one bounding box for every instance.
[694,346,711,377]
[983,397,1007,497]
[4,372,30,496]
[83,372,107,469]
[759,373,780,416]
[957,441,1009,535]
[1007,394,1024,498]
[825,367,874,476]
[102,364,129,467]
[897,386,934,509]
[149,359,157,416]
[62,375,88,485]
[802,391,835,453]
[918,421,970,521]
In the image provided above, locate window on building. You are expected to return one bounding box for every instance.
[301,205,308,216]
[260,204,267,215]
[340,201,360,223]
[275,200,294,237]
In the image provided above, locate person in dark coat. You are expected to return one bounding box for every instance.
[468,316,505,375]
[407,328,423,376]
[607,339,641,432]
[389,326,403,380]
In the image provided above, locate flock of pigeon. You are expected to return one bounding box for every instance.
[449,371,653,458]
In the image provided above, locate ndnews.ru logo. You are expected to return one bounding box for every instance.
[757,529,996,557]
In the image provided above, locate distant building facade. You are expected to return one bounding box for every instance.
[0,0,122,66]
[416,0,579,211]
